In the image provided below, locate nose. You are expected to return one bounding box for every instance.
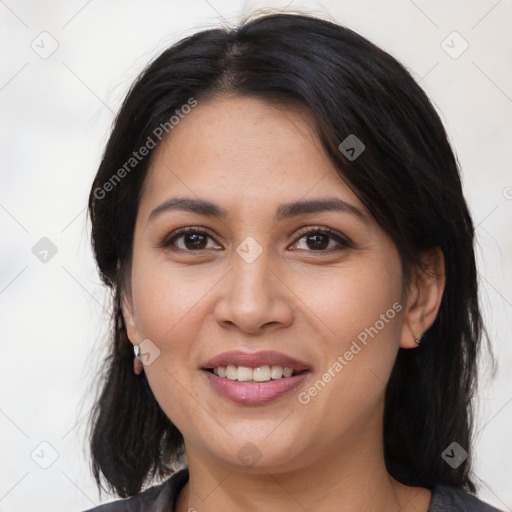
[213,244,294,335]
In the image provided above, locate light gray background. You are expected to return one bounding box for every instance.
[1,1,511,510]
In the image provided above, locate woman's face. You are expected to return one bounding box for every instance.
[123,95,417,472]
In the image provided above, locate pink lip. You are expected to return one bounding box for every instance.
[201,350,310,371]
[203,370,310,405]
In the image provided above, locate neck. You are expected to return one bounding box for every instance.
[175,412,431,512]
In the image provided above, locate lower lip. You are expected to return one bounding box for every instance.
[203,370,310,405]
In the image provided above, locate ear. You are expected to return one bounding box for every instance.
[400,247,445,349]
[122,289,140,345]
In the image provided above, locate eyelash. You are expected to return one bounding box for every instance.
[160,226,352,254]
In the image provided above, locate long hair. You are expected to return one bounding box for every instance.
[86,11,491,498]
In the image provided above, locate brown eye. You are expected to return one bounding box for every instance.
[292,227,351,253]
[163,228,221,252]
[304,233,330,250]
[160,226,351,254]
[180,232,208,250]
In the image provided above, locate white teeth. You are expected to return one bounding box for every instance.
[225,365,237,380]
[253,365,271,382]
[237,366,253,382]
[283,367,293,378]
[270,365,283,379]
[212,364,296,382]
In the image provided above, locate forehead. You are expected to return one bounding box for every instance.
[139,95,364,217]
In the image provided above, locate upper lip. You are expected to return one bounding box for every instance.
[201,350,310,371]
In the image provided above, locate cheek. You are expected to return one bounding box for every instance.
[291,257,403,426]
[129,259,216,432]
[290,255,403,349]
[131,257,215,342]
[129,255,225,397]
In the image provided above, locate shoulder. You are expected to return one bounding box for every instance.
[429,484,504,512]
[79,469,189,512]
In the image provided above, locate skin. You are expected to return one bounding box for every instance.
[122,95,445,512]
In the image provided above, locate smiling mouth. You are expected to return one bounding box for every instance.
[205,365,308,383]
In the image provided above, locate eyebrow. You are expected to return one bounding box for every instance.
[148,196,369,224]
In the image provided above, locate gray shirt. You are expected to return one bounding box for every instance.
[81,468,504,511]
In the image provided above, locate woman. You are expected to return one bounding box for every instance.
[83,11,503,512]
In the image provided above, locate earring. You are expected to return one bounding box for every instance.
[414,333,424,345]
[133,344,143,375]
